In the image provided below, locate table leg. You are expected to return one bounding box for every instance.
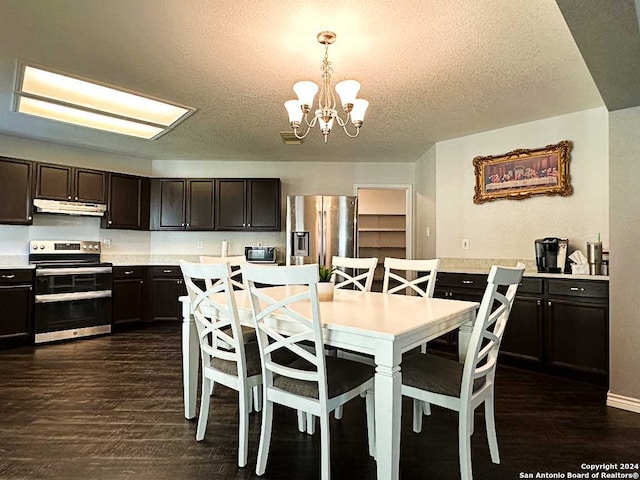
[181,297,199,419]
[375,344,402,480]
[458,311,476,363]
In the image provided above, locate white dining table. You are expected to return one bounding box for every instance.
[180,287,479,480]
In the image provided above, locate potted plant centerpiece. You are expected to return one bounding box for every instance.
[317,265,335,301]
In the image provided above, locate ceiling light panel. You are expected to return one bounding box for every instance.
[18,96,164,139]
[21,66,190,126]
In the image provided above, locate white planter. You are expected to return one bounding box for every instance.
[317,282,335,301]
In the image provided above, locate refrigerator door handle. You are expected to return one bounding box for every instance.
[319,210,326,266]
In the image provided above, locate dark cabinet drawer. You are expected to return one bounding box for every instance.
[113,266,145,279]
[436,272,486,290]
[518,277,543,294]
[151,266,182,278]
[0,269,34,285]
[547,279,608,299]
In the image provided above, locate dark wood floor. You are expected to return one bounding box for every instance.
[0,324,637,480]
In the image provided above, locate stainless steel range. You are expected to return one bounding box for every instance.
[29,240,112,344]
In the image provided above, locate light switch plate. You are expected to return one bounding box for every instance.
[462,238,470,250]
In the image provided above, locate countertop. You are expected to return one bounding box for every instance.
[439,267,608,281]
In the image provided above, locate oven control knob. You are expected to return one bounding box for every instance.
[82,245,88,250]
[39,245,45,250]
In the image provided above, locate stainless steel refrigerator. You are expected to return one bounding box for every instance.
[285,195,357,266]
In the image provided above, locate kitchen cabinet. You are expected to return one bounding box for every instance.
[545,279,609,380]
[0,269,34,348]
[150,179,215,230]
[433,273,486,353]
[148,266,186,321]
[501,277,544,365]
[215,178,280,231]
[35,163,106,203]
[112,266,146,326]
[431,271,609,384]
[0,157,33,225]
[103,173,150,230]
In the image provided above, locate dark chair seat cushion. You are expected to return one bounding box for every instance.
[211,341,296,378]
[220,325,257,343]
[402,353,485,397]
[273,356,374,400]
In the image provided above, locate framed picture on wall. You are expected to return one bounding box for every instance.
[473,140,573,204]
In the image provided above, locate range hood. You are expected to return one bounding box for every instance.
[33,199,107,217]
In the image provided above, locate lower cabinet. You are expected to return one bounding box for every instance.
[431,271,609,384]
[148,266,186,322]
[0,269,34,348]
[112,267,146,326]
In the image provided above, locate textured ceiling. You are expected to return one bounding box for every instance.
[0,0,605,163]
[556,0,640,112]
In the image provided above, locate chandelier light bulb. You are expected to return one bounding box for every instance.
[335,80,361,110]
[293,81,319,110]
[284,100,303,124]
[350,99,369,125]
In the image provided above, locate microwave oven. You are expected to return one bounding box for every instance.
[244,246,276,263]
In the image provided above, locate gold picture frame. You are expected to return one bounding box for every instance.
[473,140,573,204]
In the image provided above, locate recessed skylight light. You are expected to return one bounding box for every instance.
[14,64,195,139]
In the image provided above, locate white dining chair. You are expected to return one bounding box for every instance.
[331,255,378,292]
[329,255,377,420]
[401,263,525,480]
[382,257,440,299]
[200,255,247,290]
[241,263,376,480]
[180,260,262,468]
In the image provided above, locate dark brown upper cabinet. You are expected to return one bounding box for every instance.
[35,163,106,203]
[215,178,280,231]
[150,179,215,231]
[0,157,34,225]
[102,173,150,230]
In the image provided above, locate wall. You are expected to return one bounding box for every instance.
[414,145,437,259]
[608,106,640,406]
[149,160,415,259]
[434,107,609,260]
[0,134,152,257]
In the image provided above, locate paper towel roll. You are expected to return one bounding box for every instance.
[221,240,229,257]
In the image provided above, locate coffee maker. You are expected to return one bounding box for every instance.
[535,238,568,273]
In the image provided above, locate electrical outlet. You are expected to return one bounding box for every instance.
[426,227,431,238]
[103,239,112,247]
[462,238,470,250]
[196,240,204,249]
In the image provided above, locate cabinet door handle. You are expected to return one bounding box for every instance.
[243,223,246,227]
[75,196,78,200]
[548,301,552,307]
[181,223,185,227]
[68,195,72,200]
[186,223,190,227]
[139,280,143,285]
[570,287,585,292]
[462,280,474,284]
[108,220,113,225]
[1,274,16,279]
[536,300,541,306]
[177,280,182,285]
[163,269,173,273]
[247,223,251,227]
[124,271,133,275]
[28,216,32,221]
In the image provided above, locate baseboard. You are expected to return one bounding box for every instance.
[607,392,640,414]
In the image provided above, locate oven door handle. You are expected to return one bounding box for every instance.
[36,267,112,276]
[35,290,112,304]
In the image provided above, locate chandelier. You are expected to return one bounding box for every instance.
[284,31,369,144]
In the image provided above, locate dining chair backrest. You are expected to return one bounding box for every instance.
[382,257,440,297]
[331,256,378,292]
[180,260,248,379]
[460,263,525,403]
[241,264,329,402]
[200,255,247,291]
